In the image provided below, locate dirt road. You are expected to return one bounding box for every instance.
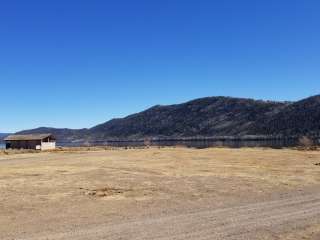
[1,148,320,239]
[11,191,318,240]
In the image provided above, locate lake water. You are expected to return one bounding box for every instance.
[3,138,319,150]
[57,138,308,149]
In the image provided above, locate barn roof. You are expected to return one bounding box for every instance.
[4,134,55,141]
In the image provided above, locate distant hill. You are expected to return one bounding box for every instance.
[18,128,89,142]
[0,133,11,142]
[18,95,320,142]
[89,97,288,139]
[250,95,320,136]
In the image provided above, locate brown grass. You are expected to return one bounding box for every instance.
[0,147,320,238]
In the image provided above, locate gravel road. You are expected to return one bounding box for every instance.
[18,192,320,240]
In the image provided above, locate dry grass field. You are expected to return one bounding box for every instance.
[1,147,320,239]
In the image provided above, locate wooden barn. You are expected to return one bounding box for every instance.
[4,134,56,150]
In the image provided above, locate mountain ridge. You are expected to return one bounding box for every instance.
[0,133,11,142]
[17,95,320,142]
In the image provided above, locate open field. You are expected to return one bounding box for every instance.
[1,147,320,239]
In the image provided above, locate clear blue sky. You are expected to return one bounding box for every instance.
[1,0,319,132]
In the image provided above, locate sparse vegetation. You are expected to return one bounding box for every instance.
[1,148,320,239]
[299,136,313,147]
[0,147,320,239]
[298,136,318,150]
[0,149,39,155]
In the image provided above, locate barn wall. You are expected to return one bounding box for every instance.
[41,142,56,150]
[6,140,41,150]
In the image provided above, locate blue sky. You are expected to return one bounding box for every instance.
[1,0,319,132]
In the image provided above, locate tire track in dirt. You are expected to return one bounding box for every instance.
[18,193,320,240]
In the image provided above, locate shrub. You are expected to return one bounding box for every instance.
[298,136,317,150]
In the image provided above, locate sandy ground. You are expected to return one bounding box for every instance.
[1,147,320,239]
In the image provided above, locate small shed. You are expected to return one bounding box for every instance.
[4,134,56,150]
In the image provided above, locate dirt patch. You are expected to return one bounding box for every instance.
[22,173,43,177]
[82,187,131,197]
[80,186,157,199]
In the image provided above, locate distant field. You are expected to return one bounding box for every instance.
[1,147,320,239]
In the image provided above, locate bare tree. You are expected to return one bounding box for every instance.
[144,138,151,148]
[298,136,314,150]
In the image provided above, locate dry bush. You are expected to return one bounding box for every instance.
[0,150,8,155]
[144,138,152,147]
[0,149,39,155]
[58,146,109,152]
[298,136,317,150]
[174,144,188,148]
